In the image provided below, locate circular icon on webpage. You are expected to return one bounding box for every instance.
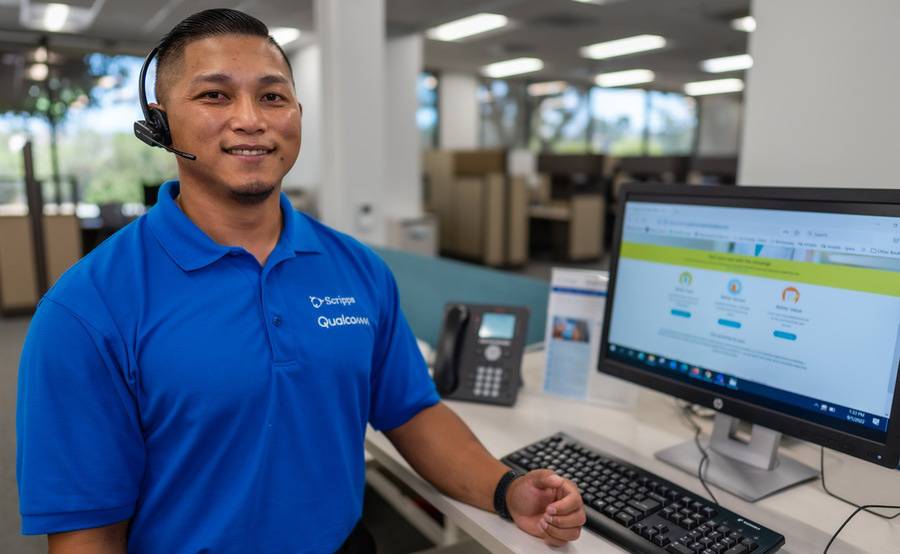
[726,278,742,295]
[781,286,800,304]
[678,271,693,286]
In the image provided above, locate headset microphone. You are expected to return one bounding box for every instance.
[133,120,197,160]
[133,46,198,161]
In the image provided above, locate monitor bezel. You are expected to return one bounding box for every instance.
[599,183,900,469]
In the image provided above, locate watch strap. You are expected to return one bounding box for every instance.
[493,469,522,521]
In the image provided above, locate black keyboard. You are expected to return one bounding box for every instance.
[502,433,785,554]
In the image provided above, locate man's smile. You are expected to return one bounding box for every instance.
[223,144,276,157]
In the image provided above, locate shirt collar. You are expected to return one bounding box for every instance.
[147,180,323,272]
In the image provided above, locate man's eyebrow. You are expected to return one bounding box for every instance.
[259,74,291,86]
[189,73,233,86]
[187,73,291,87]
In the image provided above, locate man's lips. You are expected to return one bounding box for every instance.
[222,145,276,157]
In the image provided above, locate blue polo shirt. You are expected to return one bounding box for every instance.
[17,181,440,552]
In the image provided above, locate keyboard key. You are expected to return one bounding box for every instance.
[703,506,718,519]
[629,498,662,515]
[667,544,694,554]
[614,512,635,526]
[739,538,758,551]
[723,546,748,554]
[590,498,606,511]
[653,534,671,547]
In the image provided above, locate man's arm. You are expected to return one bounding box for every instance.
[47,521,128,554]
[385,402,585,546]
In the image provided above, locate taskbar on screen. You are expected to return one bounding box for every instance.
[606,342,890,443]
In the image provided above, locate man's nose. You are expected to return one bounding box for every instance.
[230,96,266,134]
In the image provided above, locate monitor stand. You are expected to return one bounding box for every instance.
[655,413,818,502]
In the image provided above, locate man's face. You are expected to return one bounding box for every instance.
[161,34,301,204]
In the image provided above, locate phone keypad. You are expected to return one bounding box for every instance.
[474,366,504,398]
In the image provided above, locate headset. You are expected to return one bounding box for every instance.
[133,46,197,161]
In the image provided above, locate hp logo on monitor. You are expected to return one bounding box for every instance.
[713,398,724,410]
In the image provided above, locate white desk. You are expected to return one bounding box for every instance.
[365,352,900,553]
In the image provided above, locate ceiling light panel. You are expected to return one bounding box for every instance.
[482,57,543,78]
[595,69,655,87]
[20,1,103,33]
[580,34,666,60]
[426,13,508,42]
[701,54,753,73]
[684,78,744,96]
[527,81,567,96]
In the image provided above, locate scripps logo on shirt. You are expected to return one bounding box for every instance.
[308,295,356,309]
[317,314,371,329]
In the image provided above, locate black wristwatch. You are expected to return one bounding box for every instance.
[493,469,523,521]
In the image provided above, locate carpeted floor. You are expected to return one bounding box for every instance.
[0,316,43,553]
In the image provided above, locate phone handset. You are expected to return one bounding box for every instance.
[435,304,470,395]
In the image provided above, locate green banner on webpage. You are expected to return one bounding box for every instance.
[621,242,900,297]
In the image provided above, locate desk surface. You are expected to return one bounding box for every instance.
[365,352,900,553]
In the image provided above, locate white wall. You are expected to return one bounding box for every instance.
[438,72,479,149]
[316,0,387,243]
[697,95,742,157]
[740,0,900,188]
[385,34,424,219]
[282,44,321,193]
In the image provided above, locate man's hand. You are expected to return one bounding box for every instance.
[507,469,586,547]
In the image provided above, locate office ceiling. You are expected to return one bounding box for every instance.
[0,0,751,92]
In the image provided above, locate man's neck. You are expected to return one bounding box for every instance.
[176,182,282,267]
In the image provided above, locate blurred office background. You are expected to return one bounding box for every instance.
[1,0,899,551]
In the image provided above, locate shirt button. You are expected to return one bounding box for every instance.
[272,316,282,327]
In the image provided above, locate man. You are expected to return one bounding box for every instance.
[17,9,585,553]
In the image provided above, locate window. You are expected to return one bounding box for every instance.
[417,72,439,149]
[647,91,697,155]
[589,88,648,155]
[0,52,176,208]
[529,85,589,153]
[478,79,523,148]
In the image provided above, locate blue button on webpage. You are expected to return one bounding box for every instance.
[774,330,797,340]
[671,309,691,318]
[718,319,742,329]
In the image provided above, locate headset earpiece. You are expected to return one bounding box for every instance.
[148,107,172,147]
[133,46,197,160]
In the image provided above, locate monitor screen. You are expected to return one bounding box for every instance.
[605,196,900,447]
[479,313,517,340]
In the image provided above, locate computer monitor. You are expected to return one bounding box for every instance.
[600,184,900,501]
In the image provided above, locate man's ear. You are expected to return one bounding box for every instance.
[149,102,164,112]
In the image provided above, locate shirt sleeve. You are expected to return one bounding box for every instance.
[368,266,440,431]
[17,298,145,535]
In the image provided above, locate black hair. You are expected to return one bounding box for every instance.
[154,8,294,101]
